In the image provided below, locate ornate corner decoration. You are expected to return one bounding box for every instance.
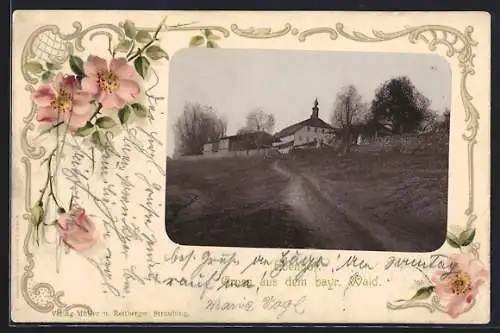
[332,23,480,225]
[16,19,233,316]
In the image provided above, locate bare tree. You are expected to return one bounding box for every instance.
[236,108,276,151]
[240,108,275,134]
[174,102,227,156]
[331,85,366,154]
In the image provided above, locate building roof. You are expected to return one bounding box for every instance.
[206,131,274,146]
[275,117,334,139]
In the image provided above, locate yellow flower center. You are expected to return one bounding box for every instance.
[51,90,73,113]
[446,271,472,295]
[97,72,120,93]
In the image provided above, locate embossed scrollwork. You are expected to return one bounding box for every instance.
[387,294,475,315]
[231,23,293,39]
[73,22,125,52]
[21,86,46,160]
[20,158,93,313]
[298,27,338,42]
[21,25,78,84]
[335,23,477,67]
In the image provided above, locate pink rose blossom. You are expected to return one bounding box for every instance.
[57,207,97,252]
[81,56,140,110]
[31,74,94,131]
[432,253,488,318]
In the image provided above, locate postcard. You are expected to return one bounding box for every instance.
[10,10,491,324]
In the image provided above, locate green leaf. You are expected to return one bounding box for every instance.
[134,56,150,79]
[115,39,133,53]
[75,122,95,137]
[135,30,153,44]
[189,35,205,47]
[123,20,137,39]
[204,29,221,41]
[411,286,435,300]
[206,40,218,48]
[130,103,148,118]
[45,62,62,70]
[446,232,461,248]
[96,116,117,129]
[90,131,106,152]
[118,106,132,125]
[25,61,44,74]
[145,45,169,60]
[458,228,476,247]
[30,202,44,227]
[41,71,55,82]
[69,55,85,77]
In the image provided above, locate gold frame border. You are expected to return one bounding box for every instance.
[16,20,480,316]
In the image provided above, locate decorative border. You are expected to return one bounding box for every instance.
[16,19,482,318]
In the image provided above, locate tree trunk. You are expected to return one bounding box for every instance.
[338,128,351,155]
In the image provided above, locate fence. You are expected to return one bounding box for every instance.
[355,133,448,153]
[176,148,273,161]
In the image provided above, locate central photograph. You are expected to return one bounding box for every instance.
[165,48,450,252]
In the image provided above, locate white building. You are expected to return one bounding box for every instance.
[273,99,336,154]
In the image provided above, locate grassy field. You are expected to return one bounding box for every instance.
[166,149,448,251]
[166,156,319,248]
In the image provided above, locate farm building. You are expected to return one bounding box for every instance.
[203,131,274,155]
[272,99,336,154]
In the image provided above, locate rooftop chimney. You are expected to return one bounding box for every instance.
[311,98,319,119]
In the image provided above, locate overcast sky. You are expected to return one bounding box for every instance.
[167,48,451,155]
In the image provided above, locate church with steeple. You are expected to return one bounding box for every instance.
[272,98,336,154]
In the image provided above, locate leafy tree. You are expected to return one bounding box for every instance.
[442,107,450,131]
[370,76,430,134]
[419,108,440,133]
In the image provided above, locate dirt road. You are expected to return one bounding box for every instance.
[272,160,422,251]
[167,153,447,251]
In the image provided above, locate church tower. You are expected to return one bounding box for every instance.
[311,98,319,119]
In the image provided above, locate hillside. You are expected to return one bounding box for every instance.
[166,149,448,252]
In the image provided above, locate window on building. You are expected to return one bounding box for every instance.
[314,128,318,133]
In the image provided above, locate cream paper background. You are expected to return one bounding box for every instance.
[10,11,490,324]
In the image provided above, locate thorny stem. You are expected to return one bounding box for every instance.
[37,148,58,202]
[88,103,103,122]
[50,110,75,209]
[126,40,136,59]
[108,37,116,58]
[51,121,64,130]
[34,121,64,139]
[145,66,164,104]
[127,17,167,62]
[47,152,64,211]
[415,267,434,287]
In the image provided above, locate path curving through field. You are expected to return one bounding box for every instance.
[271,159,412,251]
